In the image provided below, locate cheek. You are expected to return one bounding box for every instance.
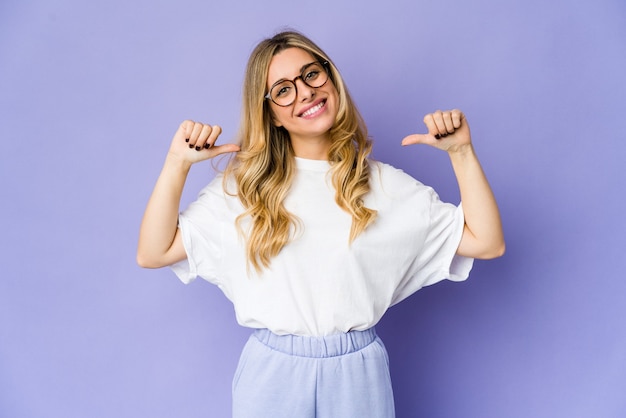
[327,83,340,107]
[327,87,340,116]
[271,107,289,127]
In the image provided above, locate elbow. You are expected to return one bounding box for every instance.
[478,240,506,260]
[487,245,506,260]
[136,253,153,269]
[458,228,506,260]
[136,247,181,269]
[136,252,164,269]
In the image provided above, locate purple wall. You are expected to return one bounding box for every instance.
[1,0,624,416]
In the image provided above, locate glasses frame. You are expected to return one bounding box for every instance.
[265,61,330,107]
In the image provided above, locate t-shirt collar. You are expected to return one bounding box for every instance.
[294,156,331,172]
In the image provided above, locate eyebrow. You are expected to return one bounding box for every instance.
[269,61,318,89]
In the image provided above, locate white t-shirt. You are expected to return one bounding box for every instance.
[172,157,473,336]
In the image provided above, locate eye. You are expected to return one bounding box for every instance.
[304,69,320,81]
[274,84,292,98]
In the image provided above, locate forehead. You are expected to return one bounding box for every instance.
[267,47,316,86]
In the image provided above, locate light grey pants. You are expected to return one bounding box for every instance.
[232,328,395,418]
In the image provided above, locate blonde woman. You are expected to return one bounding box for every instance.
[137,31,504,418]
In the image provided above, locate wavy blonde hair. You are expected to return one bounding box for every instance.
[225,30,376,273]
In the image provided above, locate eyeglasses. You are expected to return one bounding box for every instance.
[265,61,330,107]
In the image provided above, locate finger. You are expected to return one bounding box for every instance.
[179,120,195,143]
[422,113,440,137]
[442,111,455,134]
[204,125,222,149]
[401,133,432,146]
[431,110,449,138]
[209,143,241,156]
[451,109,463,129]
[188,122,204,148]
[194,124,213,151]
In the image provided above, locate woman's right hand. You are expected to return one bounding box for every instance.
[137,120,241,269]
[167,120,241,165]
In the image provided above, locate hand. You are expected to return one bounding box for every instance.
[401,109,471,153]
[167,120,240,165]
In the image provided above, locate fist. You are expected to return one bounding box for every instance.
[168,120,240,164]
[401,109,471,152]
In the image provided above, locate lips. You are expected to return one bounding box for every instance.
[298,99,326,118]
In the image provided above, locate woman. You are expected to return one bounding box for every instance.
[137,30,504,418]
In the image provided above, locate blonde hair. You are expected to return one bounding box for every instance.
[225,30,376,273]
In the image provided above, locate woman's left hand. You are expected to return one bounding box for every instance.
[401,109,471,153]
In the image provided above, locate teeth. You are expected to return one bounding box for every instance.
[302,101,324,117]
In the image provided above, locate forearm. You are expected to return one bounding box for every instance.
[137,154,191,268]
[449,144,505,259]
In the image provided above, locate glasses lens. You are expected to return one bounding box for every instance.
[301,62,328,88]
[270,81,296,107]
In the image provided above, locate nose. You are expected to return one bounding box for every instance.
[294,77,315,102]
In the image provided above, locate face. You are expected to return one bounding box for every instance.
[266,47,339,150]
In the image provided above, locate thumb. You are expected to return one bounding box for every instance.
[401,133,433,146]
[210,143,241,157]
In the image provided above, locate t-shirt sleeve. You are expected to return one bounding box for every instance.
[377,165,473,306]
[416,198,472,286]
[170,176,225,285]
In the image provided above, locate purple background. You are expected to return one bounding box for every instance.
[1,0,625,417]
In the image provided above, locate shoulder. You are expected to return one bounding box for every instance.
[368,160,427,194]
[182,172,243,221]
[365,159,447,216]
[191,173,240,209]
[197,172,236,195]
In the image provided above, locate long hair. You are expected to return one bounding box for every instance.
[225,30,376,273]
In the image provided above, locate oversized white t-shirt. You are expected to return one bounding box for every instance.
[171,157,473,336]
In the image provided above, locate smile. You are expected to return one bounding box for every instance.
[299,100,326,118]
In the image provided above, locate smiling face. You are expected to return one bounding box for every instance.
[266,47,339,159]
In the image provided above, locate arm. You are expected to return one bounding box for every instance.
[136,120,240,268]
[401,109,505,259]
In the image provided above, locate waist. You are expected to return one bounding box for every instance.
[252,327,378,358]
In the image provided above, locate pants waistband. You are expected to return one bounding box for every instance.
[252,328,378,358]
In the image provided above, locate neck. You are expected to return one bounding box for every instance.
[289,133,331,160]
